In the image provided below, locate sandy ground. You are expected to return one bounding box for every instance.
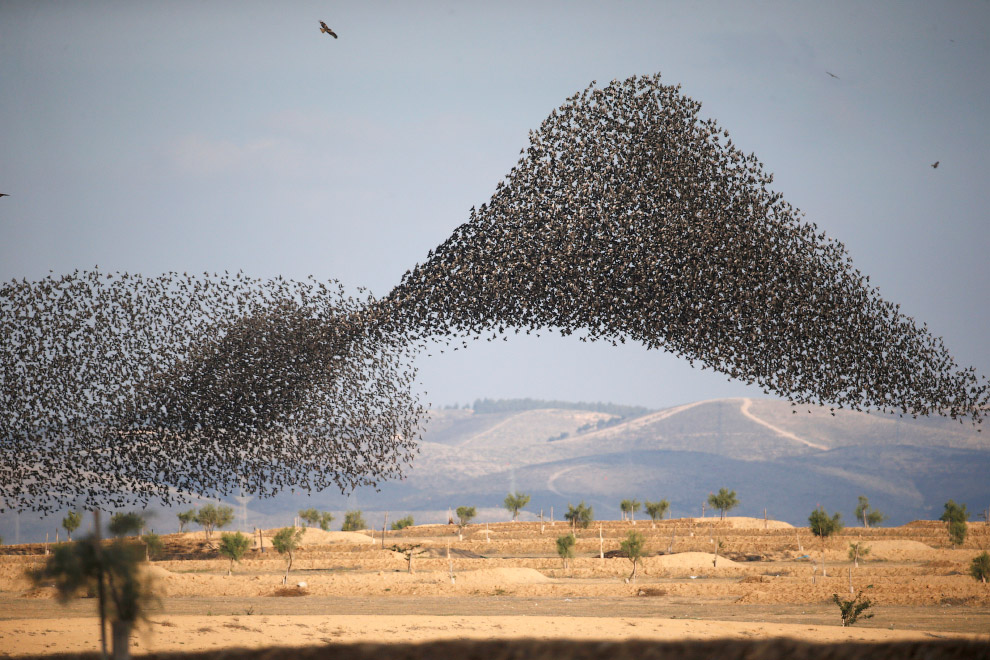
[1,518,988,656]
[1,613,986,656]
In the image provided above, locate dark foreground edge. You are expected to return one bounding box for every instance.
[22,638,990,660]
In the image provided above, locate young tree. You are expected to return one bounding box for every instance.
[109,512,145,537]
[271,526,305,584]
[970,551,990,584]
[556,533,576,569]
[63,510,83,541]
[620,531,646,580]
[391,515,414,530]
[644,500,670,527]
[298,508,320,527]
[940,500,969,547]
[195,504,234,541]
[565,501,594,529]
[142,533,164,561]
[619,499,642,523]
[341,510,366,532]
[455,506,476,527]
[847,541,871,568]
[30,532,155,659]
[503,492,531,521]
[389,543,426,573]
[177,509,197,533]
[218,532,252,576]
[809,507,843,577]
[832,591,874,627]
[318,512,335,531]
[707,488,739,520]
[853,496,887,527]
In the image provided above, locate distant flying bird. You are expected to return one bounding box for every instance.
[0,193,9,198]
[931,161,939,169]
[826,71,839,79]
[319,21,337,38]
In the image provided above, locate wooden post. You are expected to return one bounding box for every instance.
[382,512,389,549]
[701,503,706,518]
[848,565,853,594]
[764,507,768,530]
[45,532,49,555]
[540,509,544,535]
[551,506,554,526]
[446,541,455,584]
[599,523,604,561]
[93,510,108,660]
[485,522,490,543]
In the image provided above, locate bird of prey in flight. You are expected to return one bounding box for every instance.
[826,71,839,79]
[0,193,9,198]
[931,161,939,169]
[320,21,338,38]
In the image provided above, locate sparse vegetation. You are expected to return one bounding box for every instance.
[108,512,145,537]
[298,508,320,527]
[832,591,874,626]
[218,532,251,575]
[391,515,414,530]
[318,512,335,531]
[456,506,476,527]
[195,504,234,541]
[848,541,871,568]
[619,499,641,523]
[62,510,82,541]
[620,531,646,580]
[341,510,366,532]
[389,544,426,573]
[564,501,594,529]
[707,488,739,520]
[971,552,990,584]
[142,532,164,561]
[177,509,197,533]
[644,500,670,526]
[504,492,531,521]
[809,507,843,577]
[854,495,887,527]
[30,530,156,659]
[940,500,968,547]
[556,533,576,569]
[271,527,305,585]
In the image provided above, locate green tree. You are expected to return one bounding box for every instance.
[341,510,366,532]
[809,507,843,577]
[318,512,335,531]
[62,510,83,541]
[832,591,874,627]
[847,541,870,568]
[853,496,887,527]
[455,506,476,527]
[195,504,234,540]
[108,512,145,537]
[619,499,642,523]
[30,532,156,659]
[565,501,594,529]
[644,499,670,527]
[218,532,252,576]
[940,500,969,547]
[142,533,164,561]
[970,552,990,584]
[298,508,320,527]
[503,492,531,521]
[620,531,646,580]
[556,533,576,569]
[391,515,414,530]
[177,509,197,533]
[707,488,739,520]
[271,526,305,584]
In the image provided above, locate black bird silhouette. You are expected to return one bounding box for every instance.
[0,193,9,198]
[826,71,839,79]
[319,21,338,38]
[931,161,939,169]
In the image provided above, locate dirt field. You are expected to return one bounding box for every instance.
[1,518,988,657]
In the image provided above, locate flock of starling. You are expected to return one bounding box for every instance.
[0,271,423,513]
[1,74,985,514]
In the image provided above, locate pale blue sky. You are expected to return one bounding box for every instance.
[1,1,988,410]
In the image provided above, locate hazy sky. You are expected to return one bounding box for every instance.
[2,1,988,410]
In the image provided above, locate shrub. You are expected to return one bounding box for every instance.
[455,506,476,527]
[940,500,969,547]
[341,510,366,532]
[854,495,887,527]
[565,501,594,529]
[809,507,843,577]
[62,511,82,541]
[391,515,414,530]
[556,534,576,569]
[218,532,252,575]
[298,508,320,527]
[109,512,145,537]
[195,504,234,540]
[318,512,334,531]
[142,532,164,561]
[620,531,646,580]
[504,492,531,521]
[832,591,874,626]
[271,527,305,584]
[970,552,990,583]
[644,500,670,524]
